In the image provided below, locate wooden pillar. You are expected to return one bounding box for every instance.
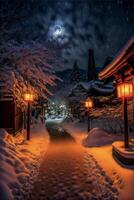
[27,102,30,140]
[123,98,129,148]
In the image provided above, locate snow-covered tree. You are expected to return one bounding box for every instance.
[70,61,82,83]
[0,41,61,109]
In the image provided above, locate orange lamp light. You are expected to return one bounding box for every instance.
[85,98,93,109]
[117,82,133,98]
[24,93,34,102]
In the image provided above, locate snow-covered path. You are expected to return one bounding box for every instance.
[24,122,118,200]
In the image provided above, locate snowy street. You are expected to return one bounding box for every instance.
[22,120,118,200]
[0,1,134,199]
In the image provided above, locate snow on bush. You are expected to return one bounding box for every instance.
[0,128,43,200]
[83,128,114,147]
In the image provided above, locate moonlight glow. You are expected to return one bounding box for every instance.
[48,20,69,45]
[53,25,64,38]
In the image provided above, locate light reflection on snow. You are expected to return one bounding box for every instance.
[46,117,65,124]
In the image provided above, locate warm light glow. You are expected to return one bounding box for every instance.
[24,93,34,102]
[117,82,133,98]
[85,98,93,108]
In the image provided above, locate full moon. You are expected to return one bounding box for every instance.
[53,25,64,39]
[48,20,69,44]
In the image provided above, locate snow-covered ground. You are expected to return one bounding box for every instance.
[1,117,134,200]
[62,120,134,200]
[0,123,49,200]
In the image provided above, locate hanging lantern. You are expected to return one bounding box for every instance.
[85,98,93,109]
[117,82,133,98]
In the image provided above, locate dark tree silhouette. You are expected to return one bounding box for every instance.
[70,60,82,83]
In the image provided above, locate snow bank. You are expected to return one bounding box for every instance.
[0,126,49,200]
[83,128,114,147]
[62,121,134,200]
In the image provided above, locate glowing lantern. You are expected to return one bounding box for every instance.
[117,82,133,98]
[85,98,93,109]
[24,92,34,141]
[24,93,34,102]
[116,82,133,149]
[85,98,93,133]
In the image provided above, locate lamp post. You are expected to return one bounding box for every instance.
[85,98,93,133]
[24,93,34,140]
[117,82,133,148]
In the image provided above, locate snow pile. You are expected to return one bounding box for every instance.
[83,128,114,147]
[0,126,49,200]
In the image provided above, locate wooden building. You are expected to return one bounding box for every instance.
[0,80,23,135]
[98,37,134,164]
[99,36,134,124]
[99,37,134,84]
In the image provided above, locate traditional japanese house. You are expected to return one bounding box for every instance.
[99,37,134,84]
[99,36,134,125]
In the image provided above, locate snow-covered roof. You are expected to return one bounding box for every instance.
[99,36,134,80]
[70,80,115,95]
[72,82,92,91]
[72,80,103,91]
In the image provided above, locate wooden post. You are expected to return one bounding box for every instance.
[27,102,30,140]
[130,78,134,138]
[87,109,90,133]
[123,98,129,148]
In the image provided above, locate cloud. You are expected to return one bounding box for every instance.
[2,0,134,69]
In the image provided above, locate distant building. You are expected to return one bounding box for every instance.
[99,37,134,127]
[68,81,114,98]
[68,80,115,119]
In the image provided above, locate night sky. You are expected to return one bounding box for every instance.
[2,0,134,70]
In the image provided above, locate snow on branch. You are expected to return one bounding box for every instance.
[0,41,61,109]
